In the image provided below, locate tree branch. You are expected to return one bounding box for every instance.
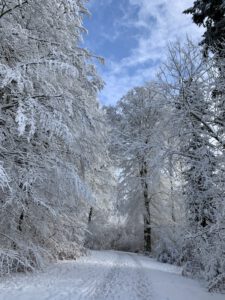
[0,0,28,19]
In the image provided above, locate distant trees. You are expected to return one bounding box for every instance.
[106,84,168,252]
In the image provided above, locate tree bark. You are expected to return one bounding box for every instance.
[169,156,176,223]
[140,161,151,252]
[88,207,93,223]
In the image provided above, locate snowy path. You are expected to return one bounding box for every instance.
[0,250,224,300]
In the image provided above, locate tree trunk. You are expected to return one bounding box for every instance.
[18,211,24,232]
[169,156,176,223]
[88,207,93,223]
[140,161,151,252]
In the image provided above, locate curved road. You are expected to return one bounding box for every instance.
[0,250,223,300]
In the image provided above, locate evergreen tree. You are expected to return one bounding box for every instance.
[184,0,225,56]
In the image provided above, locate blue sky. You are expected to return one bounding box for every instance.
[83,0,203,105]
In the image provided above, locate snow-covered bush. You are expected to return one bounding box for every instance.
[154,224,184,265]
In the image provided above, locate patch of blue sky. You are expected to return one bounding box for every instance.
[84,0,145,61]
[83,0,203,105]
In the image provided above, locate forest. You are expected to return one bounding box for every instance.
[0,0,225,299]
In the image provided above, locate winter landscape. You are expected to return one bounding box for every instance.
[0,0,225,299]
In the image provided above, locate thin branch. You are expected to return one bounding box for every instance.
[0,1,28,19]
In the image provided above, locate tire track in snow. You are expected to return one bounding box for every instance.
[127,253,153,299]
[89,252,123,300]
[0,250,224,300]
[91,251,152,300]
[77,251,120,300]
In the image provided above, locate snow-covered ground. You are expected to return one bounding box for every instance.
[0,250,224,300]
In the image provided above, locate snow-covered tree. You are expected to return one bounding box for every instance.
[160,39,225,291]
[106,84,169,252]
[184,0,225,57]
[0,0,112,275]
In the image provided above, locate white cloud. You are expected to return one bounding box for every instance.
[100,66,156,106]
[98,0,204,105]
